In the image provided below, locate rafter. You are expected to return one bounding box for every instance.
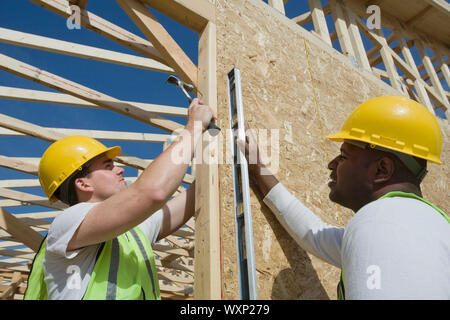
[0,208,44,252]
[140,0,215,32]
[0,53,183,132]
[117,0,198,87]
[0,27,173,73]
[28,0,165,63]
[0,86,188,117]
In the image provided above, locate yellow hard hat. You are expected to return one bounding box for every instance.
[38,136,121,202]
[326,96,442,164]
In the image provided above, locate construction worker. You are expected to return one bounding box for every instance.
[25,98,214,300]
[238,96,449,299]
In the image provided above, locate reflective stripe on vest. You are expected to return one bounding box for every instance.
[337,191,449,300]
[24,227,160,300]
[83,226,160,300]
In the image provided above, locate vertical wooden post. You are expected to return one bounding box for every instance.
[395,29,435,114]
[416,38,450,111]
[342,6,371,71]
[329,0,356,64]
[308,0,332,46]
[268,0,286,15]
[194,21,221,299]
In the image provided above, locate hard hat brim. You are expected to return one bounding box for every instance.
[105,146,122,160]
[326,133,442,165]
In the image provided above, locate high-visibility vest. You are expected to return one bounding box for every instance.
[24,227,160,300]
[337,191,449,300]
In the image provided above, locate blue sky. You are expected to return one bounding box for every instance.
[0,0,447,214]
[0,1,311,206]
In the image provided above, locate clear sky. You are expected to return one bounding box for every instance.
[0,0,446,215]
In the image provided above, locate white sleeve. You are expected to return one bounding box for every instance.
[138,209,163,244]
[263,183,344,268]
[46,202,100,259]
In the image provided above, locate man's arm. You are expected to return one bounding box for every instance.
[157,181,196,241]
[68,99,212,251]
[239,122,344,267]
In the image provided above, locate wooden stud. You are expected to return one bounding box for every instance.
[416,39,449,110]
[140,0,215,33]
[193,21,221,300]
[117,0,198,87]
[341,4,371,71]
[308,0,332,46]
[329,0,357,65]
[395,30,436,114]
[268,0,286,15]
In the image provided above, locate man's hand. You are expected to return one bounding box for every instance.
[186,98,214,132]
[236,121,262,174]
[236,121,279,198]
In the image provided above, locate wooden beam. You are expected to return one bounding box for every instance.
[342,4,371,71]
[415,39,450,110]
[28,0,166,63]
[396,31,435,114]
[0,27,173,73]
[0,112,66,143]
[292,11,313,26]
[140,0,215,33]
[0,86,188,117]
[193,21,221,300]
[421,0,450,17]
[308,0,332,46]
[75,0,89,9]
[268,0,286,15]
[0,126,171,143]
[117,0,198,87]
[329,0,356,63]
[0,156,38,175]
[0,188,67,211]
[0,112,193,184]
[0,208,44,252]
[0,53,183,132]
[0,271,22,299]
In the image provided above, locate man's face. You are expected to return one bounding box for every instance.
[327,142,375,212]
[81,154,127,201]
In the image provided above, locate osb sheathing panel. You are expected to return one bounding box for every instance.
[215,0,450,300]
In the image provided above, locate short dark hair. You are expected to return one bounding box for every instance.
[53,160,93,206]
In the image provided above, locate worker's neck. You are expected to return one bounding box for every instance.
[372,183,422,201]
[77,192,105,204]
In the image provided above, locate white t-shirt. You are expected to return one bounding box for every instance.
[43,202,163,300]
[263,182,450,299]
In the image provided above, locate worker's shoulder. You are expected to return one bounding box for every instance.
[355,196,448,230]
[49,202,100,236]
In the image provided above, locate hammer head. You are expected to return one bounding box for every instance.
[166,75,194,93]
